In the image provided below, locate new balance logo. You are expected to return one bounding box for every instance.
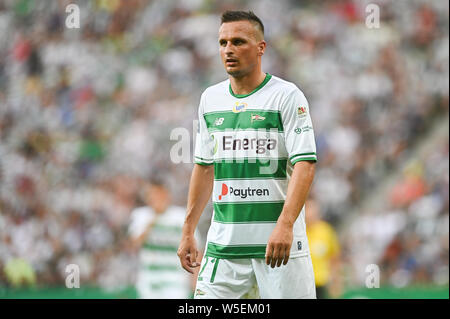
[214,118,224,126]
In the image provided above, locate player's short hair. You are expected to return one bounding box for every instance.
[221,10,264,37]
[148,173,168,189]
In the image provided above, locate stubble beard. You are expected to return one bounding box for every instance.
[226,63,255,79]
[226,68,247,78]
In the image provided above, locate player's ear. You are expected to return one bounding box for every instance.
[257,41,266,56]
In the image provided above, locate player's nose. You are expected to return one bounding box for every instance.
[224,42,235,54]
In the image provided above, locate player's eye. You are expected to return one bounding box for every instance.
[219,40,227,46]
[233,39,243,45]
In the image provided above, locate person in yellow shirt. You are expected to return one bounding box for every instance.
[306,199,342,298]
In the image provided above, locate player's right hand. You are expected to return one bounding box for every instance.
[177,235,200,274]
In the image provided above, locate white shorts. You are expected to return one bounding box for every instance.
[194,255,316,299]
[136,270,192,299]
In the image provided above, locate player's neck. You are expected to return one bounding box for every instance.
[152,204,169,214]
[229,70,267,96]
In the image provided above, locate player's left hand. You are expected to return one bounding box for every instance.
[265,222,293,268]
[177,235,200,274]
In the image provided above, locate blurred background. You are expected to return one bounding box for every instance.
[0,0,448,299]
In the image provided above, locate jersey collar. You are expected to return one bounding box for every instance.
[229,73,272,99]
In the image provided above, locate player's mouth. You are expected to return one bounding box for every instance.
[226,58,238,66]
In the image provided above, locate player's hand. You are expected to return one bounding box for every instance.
[265,222,293,268]
[177,235,200,274]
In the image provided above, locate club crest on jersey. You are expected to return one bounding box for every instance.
[297,106,307,118]
[232,102,248,113]
[251,114,265,122]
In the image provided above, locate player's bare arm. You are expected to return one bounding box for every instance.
[265,161,315,268]
[178,163,214,274]
[131,219,158,249]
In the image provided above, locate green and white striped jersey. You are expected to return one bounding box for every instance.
[194,73,317,259]
[129,206,191,298]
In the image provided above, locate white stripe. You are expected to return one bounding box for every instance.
[139,250,180,266]
[207,208,311,256]
[213,179,288,203]
[195,157,214,163]
[204,109,281,116]
[291,154,317,161]
[207,221,276,246]
[137,270,188,284]
[212,130,287,160]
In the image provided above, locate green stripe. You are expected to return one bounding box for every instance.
[291,154,317,160]
[145,265,180,271]
[150,282,182,290]
[204,109,281,116]
[213,202,284,223]
[206,242,266,259]
[292,156,317,165]
[229,73,272,98]
[289,152,316,161]
[214,159,287,179]
[204,110,283,132]
[195,156,214,165]
[197,256,209,282]
[210,259,220,283]
[214,157,287,161]
[195,161,214,166]
[195,155,213,162]
[143,244,178,252]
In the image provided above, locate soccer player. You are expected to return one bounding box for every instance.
[129,177,200,298]
[177,10,317,298]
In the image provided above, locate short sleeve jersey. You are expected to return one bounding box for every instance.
[129,206,192,297]
[194,73,317,259]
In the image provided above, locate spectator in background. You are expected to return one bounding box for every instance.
[3,257,36,288]
[128,176,201,298]
[306,199,342,298]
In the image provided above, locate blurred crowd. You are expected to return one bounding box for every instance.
[0,0,448,292]
[343,135,449,288]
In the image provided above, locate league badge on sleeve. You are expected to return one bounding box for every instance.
[297,106,307,118]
